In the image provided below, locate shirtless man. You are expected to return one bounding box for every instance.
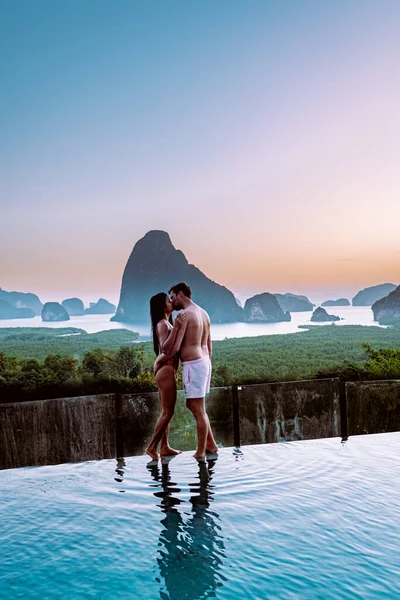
[154,282,219,460]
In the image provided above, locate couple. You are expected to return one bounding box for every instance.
[146,282,218,461]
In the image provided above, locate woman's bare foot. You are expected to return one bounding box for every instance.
[160,447,182,457]
[146,448,159,461]
[206,445,219,454]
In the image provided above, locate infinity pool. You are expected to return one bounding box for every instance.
[1,433,399,599]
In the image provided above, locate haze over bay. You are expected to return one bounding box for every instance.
[0,306,384,341]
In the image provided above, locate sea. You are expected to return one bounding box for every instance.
[0,306,383,341]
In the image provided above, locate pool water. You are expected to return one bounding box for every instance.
[1,433,399,599]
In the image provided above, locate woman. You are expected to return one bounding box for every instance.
[146,292,183,461]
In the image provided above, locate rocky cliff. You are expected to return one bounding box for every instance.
[321,298,350,307]
[372,285,400,323]
[274,293,313,312]
[311,307,340,322]
[42,302,70,322]
[0,299,35,319]
[244,293,291,323]
[112,231,243,323]
[85,299,116,315]
[62,298,85,316]
[352,283,397,306]
[0,288,43,315]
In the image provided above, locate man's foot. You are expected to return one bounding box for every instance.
[160,447,182,457]
[206,446,219,454]
[206,452,219,461]
[146,448,159,461]
[161,454,178,465]
[193,452,206,461]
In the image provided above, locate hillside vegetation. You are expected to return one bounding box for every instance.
[0,324,399,402]
[0,327,140,360]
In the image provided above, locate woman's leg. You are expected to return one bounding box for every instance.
[160,424,169,452]
[205,415,219,453]
[160,426,181,457]
[146,367,178,460]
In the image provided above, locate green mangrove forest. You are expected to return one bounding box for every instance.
[0,324,399,402]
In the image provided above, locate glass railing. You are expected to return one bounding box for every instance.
[1,378,400,469]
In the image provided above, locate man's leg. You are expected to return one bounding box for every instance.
[204,359,218,453]
[205,414,218,453]
[186,397,209,459]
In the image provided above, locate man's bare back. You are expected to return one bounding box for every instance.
[178,303,210,362]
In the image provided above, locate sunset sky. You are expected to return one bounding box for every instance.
[1,0,399,306]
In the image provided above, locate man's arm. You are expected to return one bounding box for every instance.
[154,317,187,374]
[160,320,187,359]
[161,312,185,355]
[207,324,212,360]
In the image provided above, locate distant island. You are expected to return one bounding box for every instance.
[62,298,85,316]
[0,288,118,321]
[274,293,313,312]
[111,230,243,324]
[111,231,320,325]
[372,285,400,324]
[0,299,35,320]
[84,298,116,315]
[321,298,350,307]
[311,307,340,322]
[0,288,42,315]
[42,302,70,322]
[244,293,291,323]
[352,283,397,306]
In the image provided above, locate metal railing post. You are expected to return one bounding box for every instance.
[339,381,348,441]
[115,392,124,458]
[232,385,241,447]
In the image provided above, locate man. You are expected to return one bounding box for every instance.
[154,282,218,460]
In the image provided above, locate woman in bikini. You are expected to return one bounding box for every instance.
[146,292,184,461]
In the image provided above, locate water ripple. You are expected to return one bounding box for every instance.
[1,433,400,599]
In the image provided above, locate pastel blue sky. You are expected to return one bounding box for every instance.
[1,0,399,305]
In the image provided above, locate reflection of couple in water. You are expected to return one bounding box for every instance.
[147,458,225,600]
[146,282,218,461]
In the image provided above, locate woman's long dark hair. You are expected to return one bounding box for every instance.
[150,293,173,356]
